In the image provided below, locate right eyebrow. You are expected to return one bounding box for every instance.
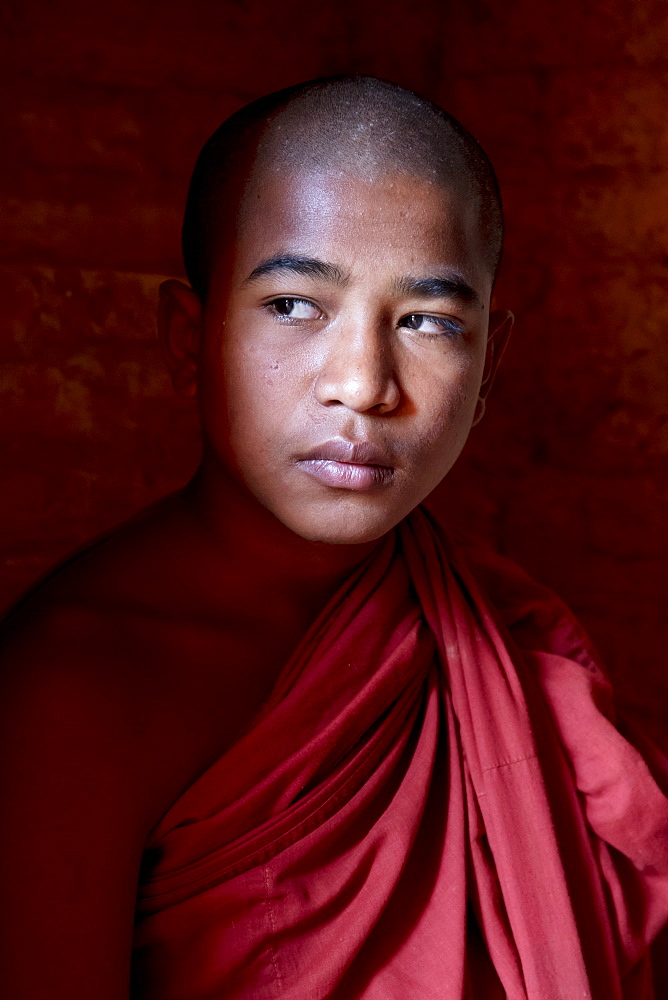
[243,254,349,286]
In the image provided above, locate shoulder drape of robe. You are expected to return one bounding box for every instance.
[132,507,668,1000]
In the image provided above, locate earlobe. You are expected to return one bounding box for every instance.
[472,309,514,426]
[158,279,204,398]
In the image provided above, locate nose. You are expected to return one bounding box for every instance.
[313,312,401,414]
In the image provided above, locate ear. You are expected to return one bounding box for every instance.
[472,308,513,425]
[158,279,203,398]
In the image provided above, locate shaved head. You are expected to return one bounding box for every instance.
[182,75,504,300]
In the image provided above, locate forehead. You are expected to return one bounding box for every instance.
[221,166,490,295]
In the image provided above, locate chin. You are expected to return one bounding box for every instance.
[276,499,412,547]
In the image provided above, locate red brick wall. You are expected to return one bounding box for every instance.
[2,0,668,984]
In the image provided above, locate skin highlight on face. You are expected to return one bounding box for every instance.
[161,164,512,547]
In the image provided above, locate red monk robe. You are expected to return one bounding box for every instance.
[131,508,668,1000]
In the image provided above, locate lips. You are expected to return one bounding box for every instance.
[294,438,396,491]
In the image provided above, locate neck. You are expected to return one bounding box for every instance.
[177,461,383,621]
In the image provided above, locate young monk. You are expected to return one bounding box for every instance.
[1,75,667,1000]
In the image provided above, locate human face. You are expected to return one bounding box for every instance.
[197,167,503,545]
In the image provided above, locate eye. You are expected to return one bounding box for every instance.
[266,297,323,321]
[399,313,463,338]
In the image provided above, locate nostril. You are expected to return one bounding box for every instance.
[314,369,400,414]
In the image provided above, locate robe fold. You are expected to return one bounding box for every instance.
[133,508,668,999]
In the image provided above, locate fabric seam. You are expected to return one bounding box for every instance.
[482,752,538,773]
[263,863,284,996]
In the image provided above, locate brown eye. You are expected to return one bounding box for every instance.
[400,313,463,337]
[267,297,322,320]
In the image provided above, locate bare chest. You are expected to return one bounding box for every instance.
[110,608,302,832]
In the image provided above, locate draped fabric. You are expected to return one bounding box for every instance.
[132,508,668,999]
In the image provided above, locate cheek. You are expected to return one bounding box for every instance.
[215,340,300,454]
[418,357,482,441]
[401,362,482,494]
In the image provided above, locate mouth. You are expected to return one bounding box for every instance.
[294,438,396,491]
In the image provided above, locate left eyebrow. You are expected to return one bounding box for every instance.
[243,254,349,286]
[392,274,482,308]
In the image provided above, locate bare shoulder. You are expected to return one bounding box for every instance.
[1,491,186,688]
[0,540,171,838]
[0,497,199,1000]
[1,496,200,820]
[0,489,286,824]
